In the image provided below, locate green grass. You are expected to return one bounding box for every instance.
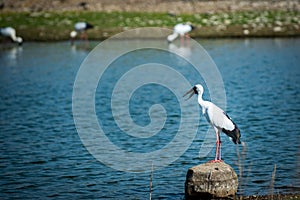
[1,10,300,40]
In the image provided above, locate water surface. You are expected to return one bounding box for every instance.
[0,39,299,199]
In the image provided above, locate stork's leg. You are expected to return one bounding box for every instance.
[214,130,222,161]
[184,34,190,46]
[180,36,184,46]
[80,32,90,47]
[218,135,222,160]
[214,133,219,161]
[209,129,223,163]
[82,32,87,40]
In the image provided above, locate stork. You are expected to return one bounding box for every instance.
[184,84,241,161]
[167,23,194,45]
[70,22,94,45]
[0,27,23,45]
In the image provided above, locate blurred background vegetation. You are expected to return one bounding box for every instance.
[0,0,300,40]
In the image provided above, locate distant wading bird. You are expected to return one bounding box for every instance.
[0,27,23,45]
[70,22,94,45]
[184,84,241,161]
[167,23,194,44]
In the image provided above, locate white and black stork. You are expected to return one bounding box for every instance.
[184,84,241,161]
[167,23,194,44]
[0,27,23,45]
[70,22,94,44]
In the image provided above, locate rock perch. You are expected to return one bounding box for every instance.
[185,161,238,199]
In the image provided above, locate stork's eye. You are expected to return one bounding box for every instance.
[193,86,198,94]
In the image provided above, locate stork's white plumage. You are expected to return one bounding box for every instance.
[167,23,194,43]
[0,27,23,45]
[184,84,241,161]
[70,22,94,44]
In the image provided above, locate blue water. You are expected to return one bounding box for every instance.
[0,39,299,199]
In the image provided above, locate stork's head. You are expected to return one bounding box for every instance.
[16,37,23,45]
[70,31,77,39]
[183,84,204,100]
[186,22,195,30]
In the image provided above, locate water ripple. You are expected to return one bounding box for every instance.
[0,39,299,199]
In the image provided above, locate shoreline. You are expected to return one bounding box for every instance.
[240,193,300,200]
[1,10,300,41]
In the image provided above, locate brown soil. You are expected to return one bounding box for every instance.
[1,0,299,14]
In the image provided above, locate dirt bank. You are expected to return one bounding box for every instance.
[1,0,300,14]
[1,1,300,40]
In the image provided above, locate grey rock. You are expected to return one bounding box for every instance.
[185,161,238,199]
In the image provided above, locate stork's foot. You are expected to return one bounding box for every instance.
[209,159,223,163]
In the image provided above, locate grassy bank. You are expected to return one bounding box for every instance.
[239,194,300,200]
[1,10,300,41]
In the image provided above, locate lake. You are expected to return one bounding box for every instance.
[0,38,299,199]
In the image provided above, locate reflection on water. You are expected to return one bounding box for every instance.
[70,42,96,54]
[0,45,23,67]
[168,43,192,60]
[0,39,299,199]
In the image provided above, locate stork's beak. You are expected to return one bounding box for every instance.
[183,88,195,100]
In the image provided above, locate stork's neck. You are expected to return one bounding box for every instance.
[197,92,203,105]
[10,34,17,42]
[197,93,209,114]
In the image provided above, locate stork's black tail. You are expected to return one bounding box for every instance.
[222,126,241,144]
[86,23,94,30]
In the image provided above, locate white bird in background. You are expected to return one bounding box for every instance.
[184,84,241,161]
[70,22,94,44]
[0,27,23,45]
[167,23,194,44]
